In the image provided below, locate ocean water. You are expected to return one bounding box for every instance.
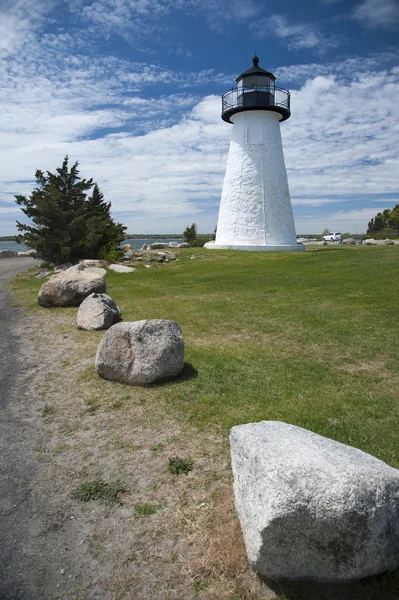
[0,239,184,253]
[0,240,30,252]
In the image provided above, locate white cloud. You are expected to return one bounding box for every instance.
[354,0,399,29]
[68,0,263,44]
[0,0,54,57]
[276,51,399,85]
[251,14,340,52]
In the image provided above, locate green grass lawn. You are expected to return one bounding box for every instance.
[15,245,399,467]
[11,245,399,599]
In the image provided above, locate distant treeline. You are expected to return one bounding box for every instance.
[0,236,18,241]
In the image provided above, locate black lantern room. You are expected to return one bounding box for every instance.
[221,56,291,124]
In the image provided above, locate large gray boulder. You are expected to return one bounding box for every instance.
[364,238,377,245]
[95,320,184,385]
[342,238,357,245]
[0,250,18,258]
[230,421,399,583]
[38,271,106,307]
[77,293,121,330]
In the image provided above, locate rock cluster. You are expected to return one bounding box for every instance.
[230,421,399,583]
[95,320,184,385]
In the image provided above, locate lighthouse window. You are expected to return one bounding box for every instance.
[239,76,274,91]
[241,76,258,88]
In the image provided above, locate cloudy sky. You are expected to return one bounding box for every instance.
[1,0,398,236]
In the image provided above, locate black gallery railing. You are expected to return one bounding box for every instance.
[222,86,291,121]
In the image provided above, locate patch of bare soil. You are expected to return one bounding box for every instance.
[8,304,278,600]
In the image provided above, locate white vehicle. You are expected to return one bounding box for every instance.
[322,232,342,242]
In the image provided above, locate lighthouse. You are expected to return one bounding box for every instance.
[205,57,303,252]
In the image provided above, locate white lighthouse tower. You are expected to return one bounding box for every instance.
[206,57,303,252]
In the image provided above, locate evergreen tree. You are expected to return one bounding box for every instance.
[183,223,198,246]
[83,184,126,261]
[15,157,126,263]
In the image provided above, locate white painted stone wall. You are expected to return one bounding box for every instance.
[212,110,300,251]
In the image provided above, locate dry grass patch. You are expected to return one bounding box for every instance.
[190,485,276,600]
[337,360,387,375]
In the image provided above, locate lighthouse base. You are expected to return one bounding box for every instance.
[204,242,305,252]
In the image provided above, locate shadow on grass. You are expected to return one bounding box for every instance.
[149,363,198,387]
[264,569,399,600]
[176,362,198,382]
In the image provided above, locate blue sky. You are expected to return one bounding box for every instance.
[0,0,398,235]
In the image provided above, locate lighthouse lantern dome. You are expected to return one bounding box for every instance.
[236,55,276,89]
[221,56,290,124]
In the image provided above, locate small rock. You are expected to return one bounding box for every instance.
[121,244,133,251]
[149,243,169,249]
[80,259,109,267]
[54,263,72,272]
[77,293,121,330]
[85,266,107,277]
[0,250,18,258]
[108,264,135,273]
[177,243,190,248]
[35,270,52,279]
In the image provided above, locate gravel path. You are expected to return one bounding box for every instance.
[0,258,42,600]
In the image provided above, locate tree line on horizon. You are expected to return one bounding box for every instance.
[367,205,399,238]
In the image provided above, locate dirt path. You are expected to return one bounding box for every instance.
[0,258,42,600]
[0,259,118,599]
